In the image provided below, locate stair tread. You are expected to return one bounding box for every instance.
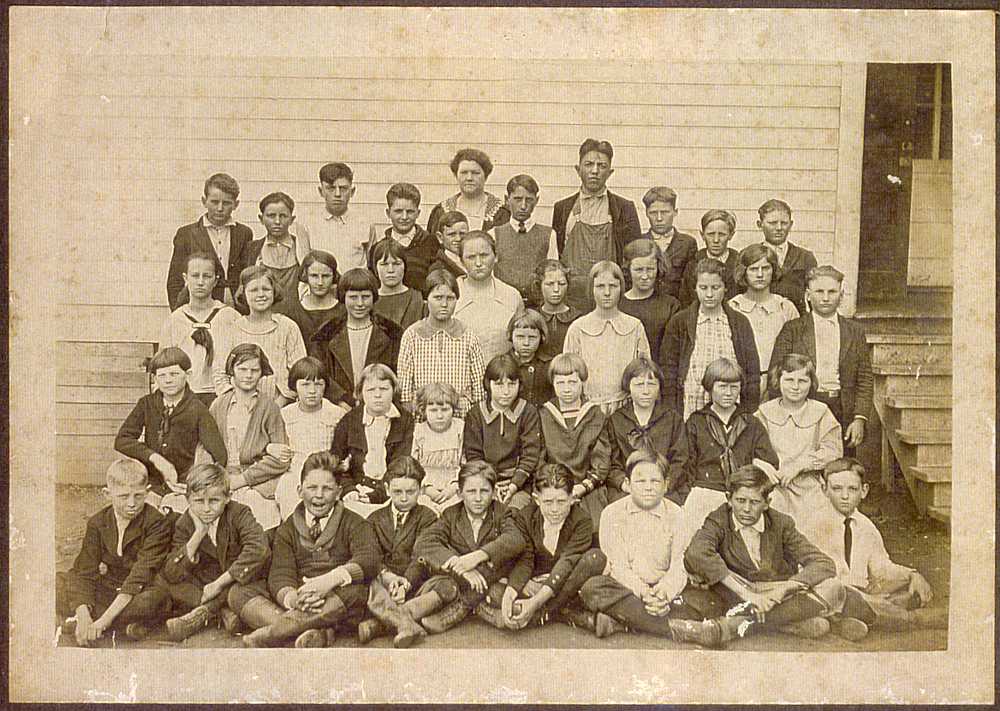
[926,505,951,523]
[866,334,951,345]
[910,465,951,483]
[872,364,952,376]
[896,428,952,444]
[884,395,952,409]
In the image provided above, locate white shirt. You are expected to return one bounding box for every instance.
[495,217,560,260]
[306,510,332,534]
[390,505,409,531]
[113,512,132,557]
[202,215,234,272]
[767,240,789,267]
[732,512,765,568]
[542,518,564,556]
[649,227,675,254]
[205,518,220,546]
[813,313,841,391]
[299,207,368,271]
[467,511,486,542]
[391,228,417,248]
[362,404,401,480]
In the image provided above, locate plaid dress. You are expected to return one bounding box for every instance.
[398,318,487,417]
[683,311,737,420]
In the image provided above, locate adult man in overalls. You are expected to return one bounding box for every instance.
[553,139,642,312]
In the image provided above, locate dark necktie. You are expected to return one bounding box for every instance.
[843,517,853,567]
[158,404,174,447]
[395,511,405,531]
[517,221,527,234]
[308,517,322,542]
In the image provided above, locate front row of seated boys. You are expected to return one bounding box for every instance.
[57,445,946,648]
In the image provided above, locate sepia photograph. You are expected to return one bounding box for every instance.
[8,5,995,704]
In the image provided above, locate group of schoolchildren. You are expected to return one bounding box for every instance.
[57,139,947,650]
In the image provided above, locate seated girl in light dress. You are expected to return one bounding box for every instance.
[411,382,465,515]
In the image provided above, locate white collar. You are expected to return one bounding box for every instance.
[323,209,348,222]
[697,307,727,323]
[480,399,526,425]
[306,509,332,529]
[813,312,840,325]
[625,497,667,518]
[362,403,401,425]
[511,216,537,232]
[580,188,608,200]
[575,311,638,337]
[732,511,766,533]
[730,293,781,314]
[202,215,235,229]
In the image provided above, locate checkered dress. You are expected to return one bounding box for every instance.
[398,320,487,417]
[683,313,737,420]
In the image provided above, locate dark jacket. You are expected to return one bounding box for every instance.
[552,190,642,265]
[513,350,554,408]
[661,302,761,415]
[508,503,593,595]
[368,503,438,588]
[62,504,171,611]
[268,502,381,602]
[770,313,874,422]
[427,249,467,281]
[330,405,415,503]
[682,405,778,495]
[684,504,836,587]
[414,500,524,579]
[538,401,610,493]
[166,219,254,311]
[462,399,543,490]
[605,400,688,499]
[769,242,818,316]
[679,248,739,308]
[368,226,441,292]
[115,387,228,490]
[160,501,269,587]
[308,311,402,406]
[640,229,699,300]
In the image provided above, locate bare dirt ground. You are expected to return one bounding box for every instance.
[54,482,949,651]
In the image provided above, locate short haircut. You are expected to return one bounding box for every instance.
[459,230,496,259]
[589,260,624,298]
[769,352,818,398]
[385,455,426,486]
[148,346,192,374]
[450,148,493,178]
[578,138,614,161]
[505,173,539,196]
[621,355,664,395]
[734,243,782,289]
[700,209,737,235]
[533,463,573,494]
[757,199,793,220]
[299,250,340,284]
[185,250,220,275]
[423,267,460,300]
[642,186,678,209]
[287,355,327,392]
[258,191,295,214]
[727,463,774,496]
[185,462,230,497]
[355,363,398,402]
[319,162,353,185]
[702,357,743,392]
[625,448,667,481]
[506,308,549,344]
[415,381,460,415]
[238,264,284,306]
[806,265,845,287]
[106,457,148,489]
[437,210,469,233]
[386,182,421,208]
[822,456,866,485]
[483,353,522,404]
[548,352,589,384]
[300,450,343,485]
[369,238,408,268]
[694,257,728,283]
[225,342,274,377]
[337,267,380,303]
[204,173,239,200]
[458,460,497,490]
[622,238,663,290]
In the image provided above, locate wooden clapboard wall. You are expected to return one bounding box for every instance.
[907,159,953,288]
[53,55,846,342]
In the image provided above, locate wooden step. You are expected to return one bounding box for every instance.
[896,429,951,445]
[866,334,952,345]
[869,341,951,369]
[910,465,951,483]
[926,504,951,524]
[880,373,951,397]
[873,364,952,377]
[895,429,952,467]
[883,395,952,430]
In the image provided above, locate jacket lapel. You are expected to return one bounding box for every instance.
[215,507,232,566]
[98,507,119,558]
[120,508,147,555]
[315,504,345,548]
[758,512,779,574]
[724,509,758,572]
[803,314,818,365]
[836,315,850,374]
[327,332,354,384]
[454,508,477,550]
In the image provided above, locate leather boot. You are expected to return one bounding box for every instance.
[404,591,444,622]
[357,618,390,645]
[595,612,626,639]
[166,605,215,642]
[267,602,345,647]
[668,618,726,648]
[559,606,597,633]
[778,617,831,639]
[238,596,284,631]
[294,629,327,648]
[421,599,470,634]
[831,616,869,641]
[368,582,426,648]
[219,606,244,635]
[474,602,506,629]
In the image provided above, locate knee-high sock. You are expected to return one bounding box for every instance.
[762,591,827,629]
[267,595,347,644]
[606,594,674,637]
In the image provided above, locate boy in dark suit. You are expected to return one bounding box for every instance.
[158,463,269,642]
[356,456,439,647]
[166,173,254,312]
[770,265,874,451]
[552,139,642,311]
[242,451,381,647]
[682,464,845,641]
[756,199,818,315]
[639,187,699,300]
[367,182,441,291]
[57,459,171,645]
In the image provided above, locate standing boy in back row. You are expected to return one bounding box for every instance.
[298,162,370,272]
[756,199,817,316]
